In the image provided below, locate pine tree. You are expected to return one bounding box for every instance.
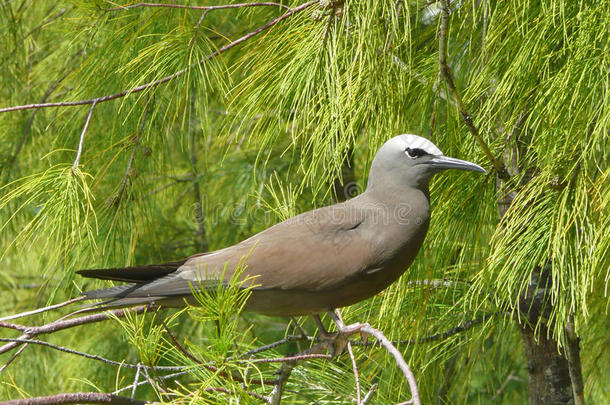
[0,1,607,404]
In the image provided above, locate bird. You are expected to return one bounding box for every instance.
[78,134,486,317]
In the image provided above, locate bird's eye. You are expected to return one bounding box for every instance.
[405,147,427,159]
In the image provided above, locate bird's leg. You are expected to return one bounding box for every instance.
[289,316,309,339]
[312,314,331,336]
[328,310,370,346]
[312,314,341,356]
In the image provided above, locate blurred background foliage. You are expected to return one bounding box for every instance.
[0,0,607,404]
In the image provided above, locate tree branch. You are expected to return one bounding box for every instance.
[0,1,317,114]
[328,311,421,405]
[0,338,182,371]
[438,0,508,180]
[361,383,378,405]
[267,362,293,405]
[0,392,148,405]
[0,305,154,355]
[334,310,361,404]
[72,101,97,169]
[107,2,290,12]
[0,297,85,322]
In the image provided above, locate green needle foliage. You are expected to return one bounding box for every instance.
[0,0,608,404]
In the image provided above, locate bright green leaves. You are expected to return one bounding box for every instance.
[0,164,96,278]
[228,1,412,196]
[187,259,256,354]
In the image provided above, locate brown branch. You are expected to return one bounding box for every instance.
[0,392,148,405]
[361,383,378,405]
[0,344,27,374]
[333,310,361,404]
[72,101,97,169]
[0,297,85,322]
[237,334,314,358]
[113,370,189,395]
[0,305,153,355]
[159,317,201,364]
[107,2,290,12]
[0,1,317,114]
[490,372,521,401]
[247,353,331,364]
[0,338,182,371]
[565,316,584,405]
[438,0,508,180]
[328,311,421,405]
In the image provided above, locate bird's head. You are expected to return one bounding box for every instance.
[367,134,486,191]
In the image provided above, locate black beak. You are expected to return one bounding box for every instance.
[425,155,487,174]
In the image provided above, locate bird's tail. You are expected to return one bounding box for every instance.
[77,260,186,308]
[77,260,185,283]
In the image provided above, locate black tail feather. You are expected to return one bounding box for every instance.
[76,260,185,283]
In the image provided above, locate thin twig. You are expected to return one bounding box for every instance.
[328,311,421,405]
[237,335,314,358]
[438,0,508,179]
[351,314,495,349]
[0,305,153,355]
[0,392,148,405]
[490,372,521,401]
[267,362,293,405]
[0,1,317,114]
[398,313,494,345]
[0,344,28,374]
[248,353,331,364]
[360,324,420,405]
[361,383,378,405]
[333,310,361,404]
[114,100,150,205]
[159,317,202,364]
[131,364,142,399]
[72,101,97,169]
[113,370,189,395]
[0,338,182,371]
[107,2,290,12]
[0,297,85,322]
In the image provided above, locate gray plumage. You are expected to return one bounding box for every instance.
[78,134,485,316]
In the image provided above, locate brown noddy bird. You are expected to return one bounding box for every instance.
[78,134,485,316]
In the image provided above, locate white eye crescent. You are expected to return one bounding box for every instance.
[405,147,426,159]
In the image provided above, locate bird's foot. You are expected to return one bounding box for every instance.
[312,313,370,357]
[321,322,371,357]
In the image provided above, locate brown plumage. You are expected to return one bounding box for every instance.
[78,134,485,316]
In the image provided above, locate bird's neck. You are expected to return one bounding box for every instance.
[360,179,431,227]
[365,172,431,203]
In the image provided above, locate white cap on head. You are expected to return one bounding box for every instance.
[397,134,443,156]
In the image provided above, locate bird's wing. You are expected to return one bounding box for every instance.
[136,201,379,297]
